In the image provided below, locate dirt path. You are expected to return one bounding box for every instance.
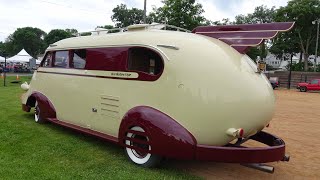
[171,89,320,179]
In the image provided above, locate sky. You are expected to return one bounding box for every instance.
[0,0,289,42]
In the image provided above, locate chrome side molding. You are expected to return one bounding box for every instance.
[157,44,179,50]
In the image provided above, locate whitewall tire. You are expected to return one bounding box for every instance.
[34,101,45,123]
[125,126,161,167]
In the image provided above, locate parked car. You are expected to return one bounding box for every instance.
[269,77,280,89]
[297,79,320,92]
[20,22,293,171]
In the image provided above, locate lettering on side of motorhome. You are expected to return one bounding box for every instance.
[111,72,131,77]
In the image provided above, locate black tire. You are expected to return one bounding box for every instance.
[300,86,307,92]
[124,126,162,168]
[34,101,46,123]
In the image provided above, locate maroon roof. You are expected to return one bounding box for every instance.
[192,22,295,54]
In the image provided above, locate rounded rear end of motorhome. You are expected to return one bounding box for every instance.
[159,34,275,146]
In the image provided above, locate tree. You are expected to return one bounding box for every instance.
[212,18,233,25]
[65,29,78,36]
[95,25,120,33]
[269,30,300,61]
[274,0,320,71]
[148,0,210,30]
[247,48,261,61]
[0,41,6,56]
[111,4,144,27]
[96,25,114,29]
[235,5,276,24]
[4,27,46,57]
[44,29,73,46]
[234,5,277,60]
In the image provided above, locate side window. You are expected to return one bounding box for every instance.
[71,49,86,69]
[86,48,127,71]
[127,47,163,75]
[54,51,69,68]
[41,52,52,67]
[311,80,319,84]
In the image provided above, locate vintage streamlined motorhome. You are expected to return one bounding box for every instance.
[21,22,294,172]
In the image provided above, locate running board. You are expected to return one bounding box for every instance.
[47,118,118,143]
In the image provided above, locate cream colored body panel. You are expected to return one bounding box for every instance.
[22,30,275,146]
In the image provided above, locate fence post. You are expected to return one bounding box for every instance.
[288,54,293,89]
[305,74,307,82]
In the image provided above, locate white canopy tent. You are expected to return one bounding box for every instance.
[36,59,41,65]
[0,56,5,63]
[7,49,33,63]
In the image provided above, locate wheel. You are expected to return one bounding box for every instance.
[34,101,45,123]
[125,126,162,167]
[300,86,307,92]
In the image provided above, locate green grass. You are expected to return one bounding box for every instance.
[0,76,200,180]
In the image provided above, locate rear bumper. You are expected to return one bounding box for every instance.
[196,131,287,163]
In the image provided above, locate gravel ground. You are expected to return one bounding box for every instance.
[169,89,320,179]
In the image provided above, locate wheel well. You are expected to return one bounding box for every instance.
[26,96,36,107]
[119,106,197,160]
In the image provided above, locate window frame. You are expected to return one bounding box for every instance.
[69,49,87,69]
[126,46,164,81]
[40,51,54,68]
[52,50,70,69]
[39,46,165,82]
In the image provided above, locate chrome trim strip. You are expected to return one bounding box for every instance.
[157,44,179,50]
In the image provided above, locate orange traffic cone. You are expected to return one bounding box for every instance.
[16,74,20,80]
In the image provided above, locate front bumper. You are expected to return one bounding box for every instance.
[196,131,288,163]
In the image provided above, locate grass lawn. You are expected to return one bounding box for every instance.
[0,75,200,180]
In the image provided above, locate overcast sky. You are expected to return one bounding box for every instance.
[0,0,289,42]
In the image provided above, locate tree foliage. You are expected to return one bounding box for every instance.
[235,5,276,24]
[269,30,300,59]
[65,29,78,35]
[3,27,47,57]
[274,0,320,71]
[44,29,73,46]
[148,0,210,30]
[0,28,78,57]
[111,4,144,28]
[0,41,6,57]
[233,5,277,60]
[96,25,114,29]
[212,18,233,25]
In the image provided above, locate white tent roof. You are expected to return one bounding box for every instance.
[7,49,33,63]
[0,56,4,62]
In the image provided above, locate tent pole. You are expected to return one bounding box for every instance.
[4,56,6,87]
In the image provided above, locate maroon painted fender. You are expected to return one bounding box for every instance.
[25,92,56,120]
[118,106,197,160]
